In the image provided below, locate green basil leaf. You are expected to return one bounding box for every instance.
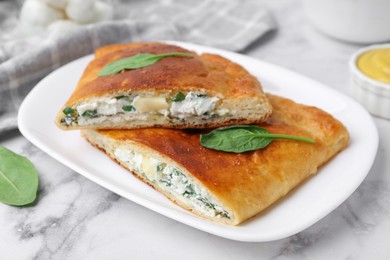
[122,105,136,112]
[171,92,186,102]
[98,52,194,76]
[0,146,39,206]
[200,125,315,153]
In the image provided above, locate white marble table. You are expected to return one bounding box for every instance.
[1,1,389,259]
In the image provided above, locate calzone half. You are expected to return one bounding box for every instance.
[55,42,272,130]
[81,94,349,225]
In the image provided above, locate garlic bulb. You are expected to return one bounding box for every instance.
[20,0,65,28]
[65,0,96,24]
[38,0,68,10]
[48,19,79,32]
[92,1,113,22]
[19,0,113,35]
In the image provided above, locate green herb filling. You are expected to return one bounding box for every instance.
[171,92,186,102]
[122,105,136,112]
[157,164,230,219]
[82,110,97,118]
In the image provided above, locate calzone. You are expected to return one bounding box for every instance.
[81,94,349,225]
[56,42,272,130]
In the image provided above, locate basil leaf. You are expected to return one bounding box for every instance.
[171,92,186,102]
[122,105,136,112]
[200,125,315,153]
[0,146,39,206]
[98,52,194,76]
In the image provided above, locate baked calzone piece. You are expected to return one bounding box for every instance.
[81,94,350,225]
[55,42,272,130]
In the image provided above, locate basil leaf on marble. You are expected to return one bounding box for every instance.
[200,125,315,153]
[98,52,194,76]
[0,146,39,206]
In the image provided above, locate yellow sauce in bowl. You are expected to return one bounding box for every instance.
[357,48,390,84]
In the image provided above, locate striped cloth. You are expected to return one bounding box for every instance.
[0,0,276,133]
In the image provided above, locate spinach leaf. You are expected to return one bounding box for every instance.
[98,52,194,76]
[82,110,97,117]
[156,164,164,172]
[184,184,196,197]
[122,105,136,112]
[62,106,77,125]
[0,146,39,206]
[171,92,186,102]
[200,125,315,153]
[63,106,75,116]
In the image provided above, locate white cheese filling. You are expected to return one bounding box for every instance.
[169,92,219,118]
[76,97,132,116]
[69,92,229,125]
[113,148,230,219]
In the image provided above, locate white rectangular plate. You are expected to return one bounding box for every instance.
[18,41,378,242]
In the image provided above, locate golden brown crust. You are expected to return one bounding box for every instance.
[83,94,350,225]
[65,42,267,106]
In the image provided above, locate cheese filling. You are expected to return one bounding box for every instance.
[62,92,229,126]
[114,148,230,219]
[170,92,219,119]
